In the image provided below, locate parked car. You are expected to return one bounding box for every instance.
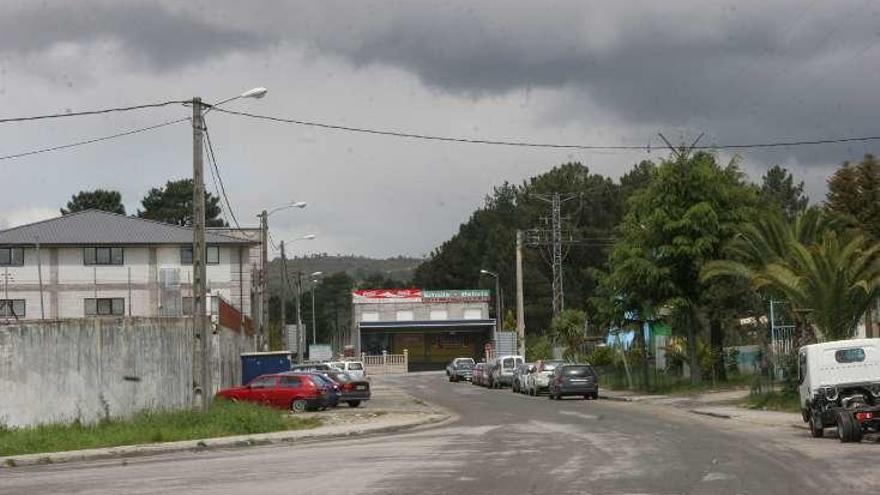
[295,372,342,407]
[481,360,495,387]
[216,373,334,413]
[472,363,485,386]
[511,362,533,393]
[312,370,371,407]
[290,363,332,372]
[548,364,599,400]
[446,357,476,377]
[448,359,476,382]
[489,355,524,388]
[525,359,565,396]
[799,338,880,443]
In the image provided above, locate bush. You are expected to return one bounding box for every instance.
[587,346,616,367]
[526,335,553,362]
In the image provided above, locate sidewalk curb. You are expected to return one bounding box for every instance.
[0,412,451,469]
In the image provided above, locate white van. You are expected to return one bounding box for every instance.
[328,360,366,380]
[489,355,524,388]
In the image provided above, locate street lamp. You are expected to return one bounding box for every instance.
[191,87,267,411]
[209,87,268,110]
[480,269,503,334]
[256,201,308,351]
[310,271,323,347]
[278,234,316,363]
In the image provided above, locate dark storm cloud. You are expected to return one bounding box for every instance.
[277,1,880,166]
[0,1,274,70]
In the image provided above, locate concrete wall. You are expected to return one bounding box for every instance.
[0,318,193,427]
[0,317,255,427]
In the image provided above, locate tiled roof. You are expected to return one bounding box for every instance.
[0,210,255,245]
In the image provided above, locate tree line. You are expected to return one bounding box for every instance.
[415,151,880,386]
[61,179,226,227]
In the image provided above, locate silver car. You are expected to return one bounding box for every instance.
[511,362,534,394]
[524,359,565,396]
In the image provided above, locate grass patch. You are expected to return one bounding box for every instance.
[0,400,321,457]
[744,391,801,413]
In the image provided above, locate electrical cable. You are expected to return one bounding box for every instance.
[0,100,188,124]
[0,118,189,162]
[202,120,242,229]
[211,107,880,151]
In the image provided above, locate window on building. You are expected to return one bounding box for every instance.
[396,310,414,321]
[429,309,448,321]
[84,298,125,316]
[361,311,379,322]
[180,245,220,265]
[182,296,193,316]
[0,299,25,318]
[84,247,124,266]
[0,247,24,267]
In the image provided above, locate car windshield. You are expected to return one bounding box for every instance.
[348,363,364,370]
[457,362,475,369]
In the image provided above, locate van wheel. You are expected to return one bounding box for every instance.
[837,411,862,443]
[809,413,824,438]
[291,399,308,413]
[347,400,361,408]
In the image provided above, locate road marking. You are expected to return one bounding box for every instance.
[559,410,600,420]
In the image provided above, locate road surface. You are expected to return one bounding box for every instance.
[2,372,878,494]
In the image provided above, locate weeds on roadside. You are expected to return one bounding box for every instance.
[0,401,321,457]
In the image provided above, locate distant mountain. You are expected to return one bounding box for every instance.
[267,254,422,294]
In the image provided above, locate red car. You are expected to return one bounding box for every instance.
[313,370,371,408]
[216,372,334,413]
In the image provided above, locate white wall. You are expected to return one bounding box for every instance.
[2,244,248,320]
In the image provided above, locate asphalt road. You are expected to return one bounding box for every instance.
[3,372,879,495]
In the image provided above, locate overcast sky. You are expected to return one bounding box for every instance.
[1,1,879,258]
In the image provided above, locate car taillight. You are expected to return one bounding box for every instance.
[856,412,875,421]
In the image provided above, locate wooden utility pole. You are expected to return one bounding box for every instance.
[259,210,268,350]
[516,230,525,357]
[280,241,287,351]
[192,96,211,411]
[295,271,304,363]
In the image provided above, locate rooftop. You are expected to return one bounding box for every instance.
[0,210,255,246]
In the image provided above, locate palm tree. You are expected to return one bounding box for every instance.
[702,209,880,341]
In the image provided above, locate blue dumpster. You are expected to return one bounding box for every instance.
[240,351,292,385]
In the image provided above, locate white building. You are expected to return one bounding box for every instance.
[0,210,258,321]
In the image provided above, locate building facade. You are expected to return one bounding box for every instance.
[351,289,495,370]
[0,210,257,321]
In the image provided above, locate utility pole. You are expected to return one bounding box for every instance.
[551,192,564,315]
[258,210,268,351]
[295,271,304,363]
[280,241,287,351]
[530,193,576,317]
[311,280,317,346]
[516,230,525,357]
[191,96,211,411]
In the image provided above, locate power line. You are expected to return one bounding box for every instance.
[0,100,188,124]
[203,120,242,229]
[212,107,880,151]
[0,118,189,162]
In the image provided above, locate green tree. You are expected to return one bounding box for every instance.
[550,309,587,360]
[826,154,880,240]
[358,273,399,289]
[702,209,880,341]
[761,165,808,220]
[61,189,126,215]
[414,161,649,335]
[137,179,225,227]
[604,152,758,384]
